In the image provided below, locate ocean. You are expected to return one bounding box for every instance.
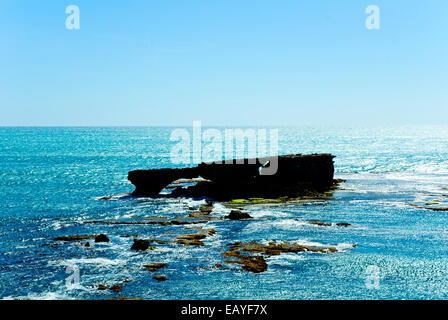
[1,126,448,300]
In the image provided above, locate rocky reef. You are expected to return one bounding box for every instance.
[128,153,336,201]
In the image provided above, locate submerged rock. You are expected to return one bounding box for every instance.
[176,234,207,246]
[109,284,122,292]
[142,263,169,272]
[188,211,206,218]
[84,218,211,226]
[94,234,110,243]
[225,210,252,220]
[301,220,351,227]
[427,207,448,211]
[223,251,268,273]
[153,275,168,281]
[238,256,268,273]
[53,235,96,241]
[199,205,214,214]
[226,241,339,256]
[409,203,448,212]
[222,240,351,273]
[308,220,332,227]
[98,284,107,290]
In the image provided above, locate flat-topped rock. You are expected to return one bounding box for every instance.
[128,153,335,200]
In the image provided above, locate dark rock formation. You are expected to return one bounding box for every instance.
[128,154,335,200]
[336,222,351,227]
[153,275,167,281]
[109,284,122,292]
[128,168,199,196]
[225,210,252,220]
[131,239,151,251]
[94,234,110,243]
[301,220,352,227]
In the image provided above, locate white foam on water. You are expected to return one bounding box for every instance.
[210,203,229,216]
[51,221,63,230]
[335,243,357,252]
[291,239,355,252]
[55,257,124,267]
[94,193,131,201]
[267,253,306,266]
[249,209,290,219]
[2,292,71,300]
[406,161,448,175]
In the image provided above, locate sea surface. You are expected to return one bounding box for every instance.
[1,126,448,300]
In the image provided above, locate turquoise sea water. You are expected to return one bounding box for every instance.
[1,126,448,300]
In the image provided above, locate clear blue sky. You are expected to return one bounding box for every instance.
[0,0,447,126]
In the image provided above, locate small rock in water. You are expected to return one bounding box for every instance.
[199,205,213,214]
[109,284,122,292]
[131,239,151,251]
[142,263,169,272]
[53,235,96,241]
[224,253,268,273]
[153,275,167,281]
[95,234,110,243]
[222,240,348,273]
[188,211,205,218]
[98,284,107,290]
[308,220,332,227]
[225,210,252,220]
[97,195,113,200]
[85,242,90,247]
[336,222,351,227]
[241,256,268,273]
[176,234,207,246]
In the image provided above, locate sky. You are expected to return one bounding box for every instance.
[0,0,447,126]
